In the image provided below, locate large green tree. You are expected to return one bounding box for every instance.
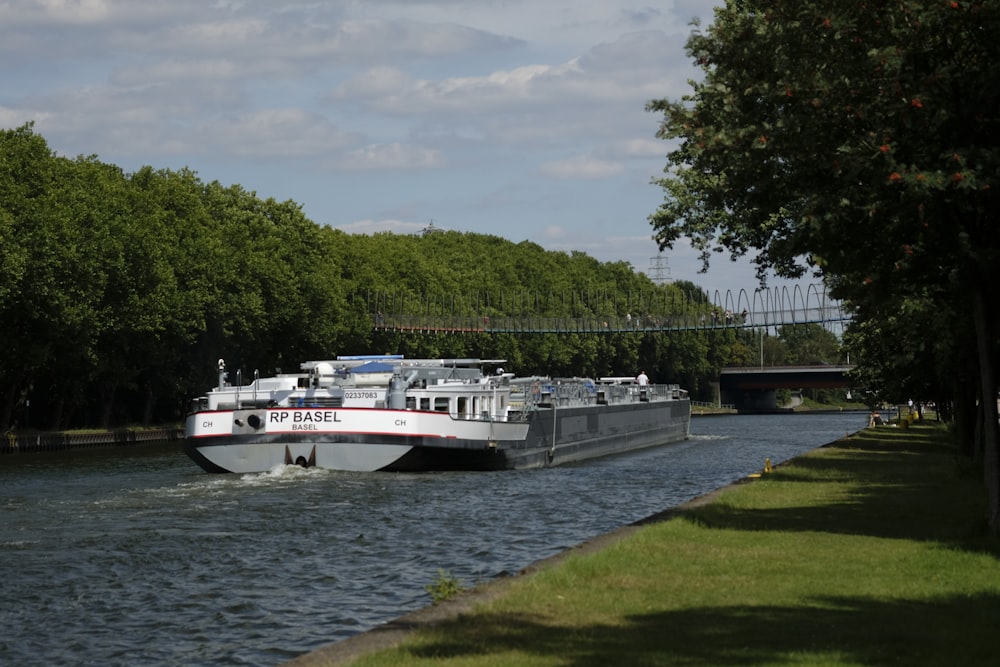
[647,1,1000,531]
[1,122,768,430]
[778,323,842,366]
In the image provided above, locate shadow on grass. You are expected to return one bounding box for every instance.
[405,593,1000,666]
[682,423,993,548]
[359,422,998,666]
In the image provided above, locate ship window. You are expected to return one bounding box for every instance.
[406,397,416,410]
[434,397,450,412]
[420,397,430,410]
[457,396,469,415]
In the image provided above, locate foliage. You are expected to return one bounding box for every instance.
[647,1,1000,530]
[649,2,1000,287]
[778,323,842,366]
[0,123,763,430]
[775,387,792,406]
[425,569,466,604]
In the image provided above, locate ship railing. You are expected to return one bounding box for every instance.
[600,382,685,404]
[509,378,597,410]
[509,379,686,411]
[595,383,630,404]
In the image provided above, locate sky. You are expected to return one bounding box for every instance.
[0,0,801,298]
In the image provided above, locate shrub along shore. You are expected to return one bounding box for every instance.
[286,422,1000,666]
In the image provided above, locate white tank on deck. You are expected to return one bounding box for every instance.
[314,362,336,388]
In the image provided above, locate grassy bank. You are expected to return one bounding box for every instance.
[296,422,1000,666]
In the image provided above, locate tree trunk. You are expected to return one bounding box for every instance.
[142,384,154,427]
[100,384,116,429]
[0,380,16,431]
[50,397,64,431]
[972,285,1000,534]
[952,375,977,459]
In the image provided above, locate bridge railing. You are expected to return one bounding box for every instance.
[372,310,846,333]
[366,284,848,334]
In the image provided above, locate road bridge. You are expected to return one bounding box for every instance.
[720,365,855,411]
[367,283,847,334]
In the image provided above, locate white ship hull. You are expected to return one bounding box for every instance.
[183,357,691,473]
[186,407,531,472]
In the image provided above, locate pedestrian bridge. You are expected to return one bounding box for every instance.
[367,283,847,334]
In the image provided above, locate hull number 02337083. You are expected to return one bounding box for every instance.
[345,391,380,400]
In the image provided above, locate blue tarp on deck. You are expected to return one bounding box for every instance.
[351,361,395,374]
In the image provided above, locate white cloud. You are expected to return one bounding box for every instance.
[0,106,48,130]
[109,58,250,87]
[617,137,668,158]
[323,143,445,171]
[330,29,689,116]
[198,109,361,158]
[27,0,112,23]
[328,60,583,115]
[0,0,793,299]
[539,155,625,180]
[346,0,710,48]
[542,224,571,242]
[329,66,412,99]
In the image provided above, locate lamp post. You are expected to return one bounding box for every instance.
[759,327,764,369]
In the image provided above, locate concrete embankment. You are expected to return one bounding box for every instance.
[1,428,183,454]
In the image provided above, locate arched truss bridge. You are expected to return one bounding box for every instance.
[364,283,848,334]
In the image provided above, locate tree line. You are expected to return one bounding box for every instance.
[1,123,844,432]
[646,1,1000,531]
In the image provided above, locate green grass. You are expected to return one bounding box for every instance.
[425,569,467,604]
[339,423,1000,666]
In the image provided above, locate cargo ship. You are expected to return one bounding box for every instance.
[184,356,691,473]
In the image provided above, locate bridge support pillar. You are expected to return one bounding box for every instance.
[723,389,778,412]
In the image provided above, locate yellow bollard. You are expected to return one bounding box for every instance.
[764,457,772,473]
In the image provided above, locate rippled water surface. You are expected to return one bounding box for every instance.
[0,412,866,666]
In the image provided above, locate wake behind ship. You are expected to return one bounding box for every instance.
[184,356,691,473]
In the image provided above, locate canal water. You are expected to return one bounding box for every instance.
[1,412,866,666]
